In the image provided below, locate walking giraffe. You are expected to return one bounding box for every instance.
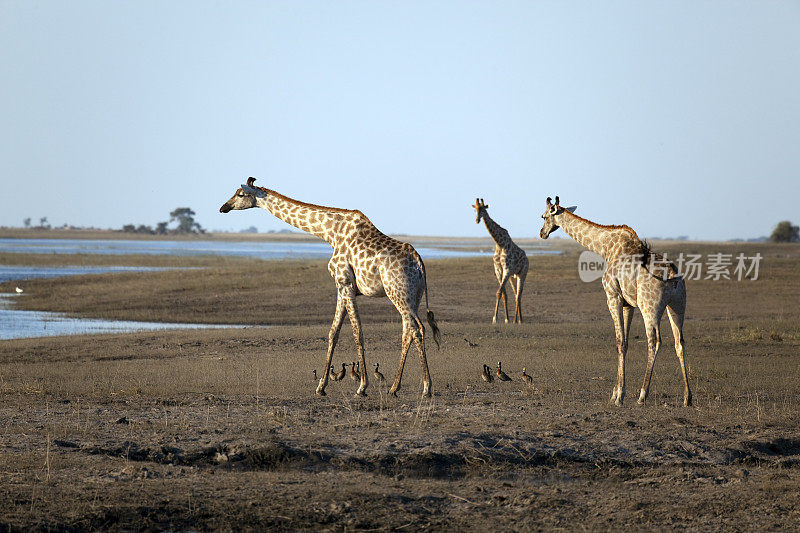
[220,178,440,398]
[538,196,691,407]
[472,198,529,324]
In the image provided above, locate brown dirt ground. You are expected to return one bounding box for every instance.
[1,241,799,531]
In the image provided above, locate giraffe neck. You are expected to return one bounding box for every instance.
[556,211,636,260]
[256,190,354,246]
[482,213,510,248]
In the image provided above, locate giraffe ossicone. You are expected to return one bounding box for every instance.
[220,177,440,399]
[539,195,692,407]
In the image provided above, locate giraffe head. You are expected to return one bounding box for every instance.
[539,196,577,239]
[472,198,489,223]
[219,177,268,213]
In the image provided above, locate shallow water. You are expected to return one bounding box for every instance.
[0,265,174,284]
[0,237,558,261]
[0,237,556,339]
[0,294,249,340]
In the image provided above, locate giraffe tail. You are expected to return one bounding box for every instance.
[426,309,441,349]
[413,248,441,349]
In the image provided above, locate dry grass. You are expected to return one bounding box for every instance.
[1,240,799,530]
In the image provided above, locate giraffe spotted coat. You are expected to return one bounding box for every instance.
[220,178,439,398]
[539,196,691,407]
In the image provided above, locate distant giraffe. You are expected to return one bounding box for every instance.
[472,198,529,323]
[539,196,691,407]
[220,178,440,398]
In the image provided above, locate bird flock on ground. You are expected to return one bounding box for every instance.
[316,360,535,390]
[315,362,388,385]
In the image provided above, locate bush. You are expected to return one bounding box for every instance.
[770,221,799,243]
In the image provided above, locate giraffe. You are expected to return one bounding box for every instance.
[472,198,529,324]
[220,178,440,398]
[538,196,691,407]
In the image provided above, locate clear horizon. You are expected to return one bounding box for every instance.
[2,2,799,240]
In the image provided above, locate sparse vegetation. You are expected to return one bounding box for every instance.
[0,241,798,529]
[121,206,205,235]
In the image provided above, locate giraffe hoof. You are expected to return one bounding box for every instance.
[637,389,647,405]
[354,391,367,397]
[388,389,398,397]
[316,389,326,397]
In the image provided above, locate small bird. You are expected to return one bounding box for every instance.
[313,369,318,381]
[333,362,347,381]
[522,367,533,385]
[15,287,23,294]
[349,362,359,381]
[373,362,385,382]
[464,337,478,348]
[496,361,512,381]
[481,364,494,382]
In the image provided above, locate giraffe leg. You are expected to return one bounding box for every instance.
[388,319,414,397]
[667,300,692,407]
[342,290,368,396]
[411,313,432,398]
[493,272,511,324]
[502,287,510,323]
[315,295,346,396]
[514,271,527,324]
[508,275,518,323]
[607,297,628,406]
[638,309,663,405]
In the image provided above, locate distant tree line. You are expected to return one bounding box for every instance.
[20,212,798,242]
[23,217,50,229]
[122,207,205,235]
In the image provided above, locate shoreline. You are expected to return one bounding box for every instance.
[0,226,777,248]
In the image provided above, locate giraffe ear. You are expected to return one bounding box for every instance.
[566,205,577,213]
[241,182,265,197]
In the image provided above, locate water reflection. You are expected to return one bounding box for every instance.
[0,294,248,340]
[0,265,174,284]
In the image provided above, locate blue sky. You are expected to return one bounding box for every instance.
[2,1,798,240]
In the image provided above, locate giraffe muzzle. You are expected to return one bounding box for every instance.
[219,203,232,213]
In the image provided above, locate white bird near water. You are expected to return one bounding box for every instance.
[15,287,23,294]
